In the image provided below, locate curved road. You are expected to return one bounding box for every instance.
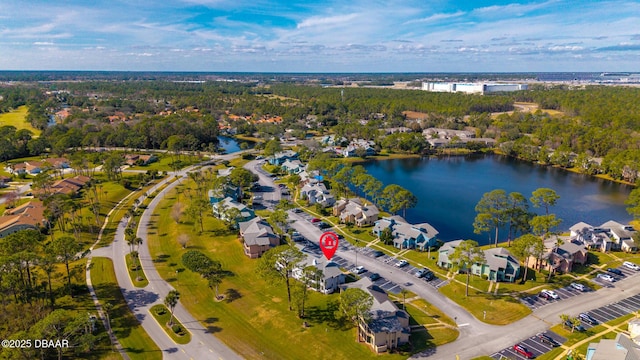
[90,152,248,360]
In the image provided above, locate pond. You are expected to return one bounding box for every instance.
[362,154,634,244]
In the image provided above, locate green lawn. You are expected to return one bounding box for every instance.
[439,281,531,325]
[0,105,42,136]
[147,185,426,360]
[150,304,191,345]
[126,253,149,287]
[91,257,162,360]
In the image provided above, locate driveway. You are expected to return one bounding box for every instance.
[243,159,281,209]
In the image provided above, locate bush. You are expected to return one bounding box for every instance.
[182,250,218,274]
[172,324,184,335]
[156,308,166,315]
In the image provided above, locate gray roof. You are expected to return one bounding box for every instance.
[342,278,409,334]
[239,217,277,246]
[483,247,518,272]
[588,333,640,360]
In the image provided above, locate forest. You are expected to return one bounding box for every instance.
[2,79,640,182]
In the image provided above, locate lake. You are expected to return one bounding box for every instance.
[218,136,252,154]
[362,155,634,244]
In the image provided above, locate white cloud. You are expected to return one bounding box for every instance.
[404,11,465,25]
[297,13,359,29]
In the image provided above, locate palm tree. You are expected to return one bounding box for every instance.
[164,290,180,327]
[399,289,410,310]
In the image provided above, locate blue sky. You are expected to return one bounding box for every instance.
[1,0,639,72]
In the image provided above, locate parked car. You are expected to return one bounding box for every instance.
[579,313,598,325]
[311,218,321,223]
[369,273,381,281]
[513,344,534,359]
[565,320,586,332]
[252,195,263,201]
[291,232,304,242]
[292,208,303,213]
[372,250,384,258]
[318,222,332,229]
[570,282,588,292]
[537,333,560,347]
[623,261,640,271]
[540,289,559,300]
[415,268,431,278]
[395,260,409,268]
[353,266,366,275]
[607,268,624,276]
[598,273,615,282]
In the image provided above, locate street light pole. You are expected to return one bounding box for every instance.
[355,239,359,267]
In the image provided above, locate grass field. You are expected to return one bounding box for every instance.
[149,304,191,345]
[146,183,446,359]
[91,257,162,360]
[0,106,42,136]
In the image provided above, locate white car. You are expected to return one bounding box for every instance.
[623,261,640,271]
[570,282,587,292]
[353,266,366,274]
[541,289,559,299]
[597,273,615,282]
[395,260,409,268]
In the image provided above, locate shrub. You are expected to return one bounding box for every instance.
[172,325,184,335]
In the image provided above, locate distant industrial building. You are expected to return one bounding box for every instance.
[422,82,528,94]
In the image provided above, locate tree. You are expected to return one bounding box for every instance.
[40,252,58,308]
[51,236,82,296]
[505,192,531,245]
[379,227,394,245]
[177,234,189,249]
[531,214,562,240]
[205,271,224,300]
[269,209,289,238]
[473,189,509,247]
[512,234,541,283]
[560,313,570,329]
[258,245,305,311]
[625,188,640,220]
[164,290,180,327]
[569,317,582,333]
[449,240,485,297]
[32,309,97,359]
[399,288,410,310]
[229,167,258,189]
[339,287,373,341]
[263,139,282,156]
[530,188,560,216]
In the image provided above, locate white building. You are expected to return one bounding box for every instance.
[422,82,528,94]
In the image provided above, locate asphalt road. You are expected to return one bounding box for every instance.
[90,152,245,360]
[243,159,281,209]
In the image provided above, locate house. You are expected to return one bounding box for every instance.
[372,216,439,251]
[292,256,345,294]
[217,167,234,177]
[333,198,379,227]
[342,139,377,158]
[586,333,640,360]
[208,185,242,204]
[340,278,410,353]
[300,183,335,207]
[570,221,637,252]
[34,175,91,197]
[601,220,638,252]
[212,197,255,224]
[43,157,70,169]
[124,154,157,166]
[281,159,305,174]
[0,201,47,238]
[238,217,280,258]
[535,237,589,273]
[437,240,521,282]
[268,150,298,165]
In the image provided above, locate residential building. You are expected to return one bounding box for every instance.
[268,150,298,165]
[208,184,242,204]
[34,175,91,197]
[212,197,255,224]
[0,201,47,238]
[340,278,410,353]
[292,256,345,294]
[281,159,306,174]
[535,237,588,273]
[372,215,439,251]
[570,220,637,252]
[300,183,335,207]
[333,198,379,227]
[238,217,279,258]
[586,333,640,360]
[124,154,157,166]
[437,240,521,282]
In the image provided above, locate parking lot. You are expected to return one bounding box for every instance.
[520,264,638,311]
[521,283,592,310]
[493,292,640,359]
[491,331,566,359]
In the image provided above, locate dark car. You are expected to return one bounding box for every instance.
[607,268,624,276]
[513,344,534,359]
[579,313,598,325]
[415,268,430,278]
[369,273,381,281]
[372,250,384,258]
[318,222,332,229]
[537,333,559,347]
[565,320,586,332]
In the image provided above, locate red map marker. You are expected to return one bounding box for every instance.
[319,231,339,261]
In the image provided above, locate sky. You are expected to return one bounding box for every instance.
[1,0,639,72]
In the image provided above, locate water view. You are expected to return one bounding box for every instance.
[218,136,252,154]
[363,154,634,245]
